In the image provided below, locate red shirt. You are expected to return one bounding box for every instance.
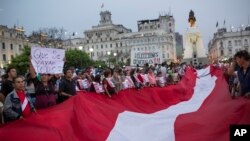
[17,90,32,118]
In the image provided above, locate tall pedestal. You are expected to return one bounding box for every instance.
[182,27,208,67]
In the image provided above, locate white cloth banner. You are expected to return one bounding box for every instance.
[130,47,163,66]
[31,46,65,74]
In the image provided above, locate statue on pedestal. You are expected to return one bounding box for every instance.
[182,10,208,67]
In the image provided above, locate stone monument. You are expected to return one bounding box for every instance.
[182,10,208,67]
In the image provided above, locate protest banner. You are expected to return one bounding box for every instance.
[130,47,163,66]
[31,46,65,74]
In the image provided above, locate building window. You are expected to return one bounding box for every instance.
[105,44,107,48]
[244,39,248,46]
[167,53,169,58]
[19,45,22,51]
[101,44,103,49]
[169,23,171,27]
[163,54,165,58]
[116,43,118,47]
[235,40,237,46]
[1,31,4,36]
[220,50,224,56]
[96,45,98,49]
[86,40,89,43]
[110,44,112,48]
[238,40,242,46]
[220,41,223,47]
[2,42,5,49]
[120,42,122,47]
[3,54,6,61]
[10,44,13,50]
[11,55,14,59]
[228,40,232,47]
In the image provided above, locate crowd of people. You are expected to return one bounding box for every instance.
[0,60,187,124]
[0,50,249,124]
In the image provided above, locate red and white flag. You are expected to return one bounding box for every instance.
[0,66,249,141]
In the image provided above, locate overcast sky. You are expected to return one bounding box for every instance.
[0,0,249,47]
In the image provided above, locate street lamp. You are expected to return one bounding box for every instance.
[113,52,117,66]
[89,48,93,61]
[240,24,244,50]
[107,51,111,68]
[78,46,83,69]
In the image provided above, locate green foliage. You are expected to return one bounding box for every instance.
[64,49,91,69]
[8,45,30,75]
[93,60,107,68]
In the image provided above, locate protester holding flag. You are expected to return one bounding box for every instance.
[102,70,116,97]
[58,68,76,103]
[112,70,123,92]
[147,68,157,87]
[89,74,104,94]
[156,71,166,87]
[228,50,250,98]
[3,76,35,122]
[130,69,143,89]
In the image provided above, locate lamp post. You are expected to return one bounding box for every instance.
[113,52,117,66]
[89,48,93,61]
[107,51,111,68]
[78,46,83,69]
[240,24,244,50]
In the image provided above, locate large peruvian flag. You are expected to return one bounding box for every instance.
[0,66,249,141]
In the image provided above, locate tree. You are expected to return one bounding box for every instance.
[64,49,91,69]
[93,60,107,68]
[29,27,66,48]
[8,45,30,75]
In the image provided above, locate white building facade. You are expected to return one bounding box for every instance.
[65,11,177,66]
[208,26,250,63]
[0,25,28,68]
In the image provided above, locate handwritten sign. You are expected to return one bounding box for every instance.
[130,47,162,66]
[31,46,65,74]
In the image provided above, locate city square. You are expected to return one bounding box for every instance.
[0,0,250,141]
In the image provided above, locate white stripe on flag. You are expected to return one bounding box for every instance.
[107,68,217,141]
[22,97,28,112]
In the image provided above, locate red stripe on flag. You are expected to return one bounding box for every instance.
[175,66,250,141]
